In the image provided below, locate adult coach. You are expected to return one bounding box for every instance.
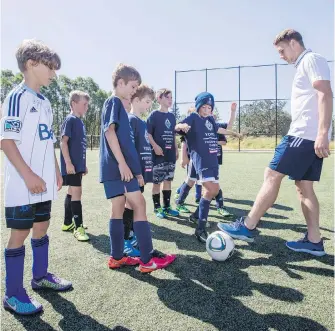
[219,29,333,256]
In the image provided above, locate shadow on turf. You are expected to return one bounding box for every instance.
[119,249,330,331]
[224,197,294,211]
[10,290,132,331]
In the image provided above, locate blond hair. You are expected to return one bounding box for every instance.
[16,39,61,72]
[273,29,304,47]
[187,106,196,114]
[131,84,155,102]
[69,90,90,109]
[112,63,142,89]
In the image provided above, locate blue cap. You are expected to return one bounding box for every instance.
[195,92,215,112]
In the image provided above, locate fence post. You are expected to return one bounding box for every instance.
[238,66,241,152]
[174,70,177,117]
[90,135,93,151]
[205,68,208,91]
[275,63,278,148]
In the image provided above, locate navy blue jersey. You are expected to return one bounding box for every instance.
[147,110,177,165]
[99,96,141,182]
[178,113,219,173]
[60,114,87,176]
[128,113,153,183]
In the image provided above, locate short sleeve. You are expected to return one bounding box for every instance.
[0,88,28,144]
[305,54,330,85]
[103,97,121,132]
[146,112,155,135]
[61,117,74,138]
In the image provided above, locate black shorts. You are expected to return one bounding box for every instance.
[5,201,52,229]
[62,173,83,187]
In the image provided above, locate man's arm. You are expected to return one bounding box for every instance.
[105,124,133,181]
[227,103,237,130]
[217,127,243,139]
[60,136,75,174]
[314,80,333,158]
[1,139,46,193]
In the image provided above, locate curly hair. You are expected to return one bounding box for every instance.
[15,39,61,72]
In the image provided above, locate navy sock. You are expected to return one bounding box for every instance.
[195,184,202,200]
[133,221,153,264]
[5,246,25,297]
[109,219,124,260]
[215,189,224,209]
[31,235,49,280]
[64,194,72,226]
[193,205,200,219]
[176,183,184,194]
[198,198,211,230]
[176,182,192,205]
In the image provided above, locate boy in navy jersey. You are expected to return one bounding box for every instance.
[147,89,179,219]
[1,39,72,316]
[175,92,233,242]
[60,91,90,241]
[123,85,155,257]
[99,64,175,272]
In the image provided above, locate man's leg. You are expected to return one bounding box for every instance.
[295,180,321,242]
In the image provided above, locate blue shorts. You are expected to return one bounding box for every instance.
[197,167,219,184]
[269,135,323,181]
[103,178,140,199]
[5,201,52,229]
[187,161,197,182]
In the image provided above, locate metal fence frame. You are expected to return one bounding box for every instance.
[174,61,334,151]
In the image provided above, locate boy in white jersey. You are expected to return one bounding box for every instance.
[219,29,333,257]
[0,39,72,316]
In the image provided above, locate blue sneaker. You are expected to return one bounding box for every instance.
[154,207,166,219]
[286,233,326,257]
[130,235,138,248]
[164,207,179,217]
[31,273,72,291]
[217,217,256,243]
[3,290,42,315]
[124,239,141,257]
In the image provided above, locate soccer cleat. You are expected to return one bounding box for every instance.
[217,217,256,243]
[286,233,326,257]
[217,207,234,218]
[3,290,43,315]
[176,204,191,213]
[31,273,72,291]
[154,207,166,219]
[124,239,141,257]
[163,207,179,217]
[195,228,208,243]
[130,235,138,248]
[74,226,90,241]
[139,250,176,273]
[61,223,75,232]
[108,255,140,269]
[174,193,180,201]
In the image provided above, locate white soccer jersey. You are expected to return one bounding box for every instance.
[0,83,58,207]
[288,49,331,141]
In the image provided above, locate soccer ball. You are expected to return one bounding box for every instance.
[206,231,235,261]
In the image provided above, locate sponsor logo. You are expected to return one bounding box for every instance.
[4,119,22,133]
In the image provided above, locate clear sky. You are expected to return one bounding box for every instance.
[1,0,334,120]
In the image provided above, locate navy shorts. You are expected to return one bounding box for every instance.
[62,173,83,187]
[197,167,219,184]
[269,135,323,181]
[187,161,197,182]
[152,162,175,184]
[103,178,140,199]
[5,201,52,229]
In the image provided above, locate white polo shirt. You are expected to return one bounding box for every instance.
[0,83,58,207]
[288,49,331,141]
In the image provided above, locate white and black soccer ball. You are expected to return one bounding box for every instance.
[206,231,235,261]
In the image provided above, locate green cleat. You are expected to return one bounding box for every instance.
[154,207,166,219]
[73,226,90,241]
[217,207,234,218]
[163,207,179,217]
[61,223,75,232]
[176,204,191,213]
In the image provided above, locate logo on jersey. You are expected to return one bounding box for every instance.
[4,120,22,133]
[165,119,171,129]
[205,120,213,131]
[144,130,150,144]
[38,124,54,141]
[30,107,38,113]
